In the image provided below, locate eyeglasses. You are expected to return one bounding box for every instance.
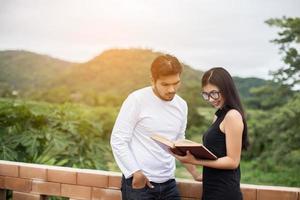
[202,90,221,101]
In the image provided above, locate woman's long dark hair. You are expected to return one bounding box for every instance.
[202,67,249,150]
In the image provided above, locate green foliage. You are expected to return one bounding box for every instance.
[265,17,300,88]
[175,159,300,187]
[243,94,300,186]
[248,83,293,109]
[0,99,117,170]
[240,160,300,187]
[233,77,268,99]
[232,77,277,109]
[179,81,210,133]
[267,93,300,165]
[237,16,300,187]
[246,17,300,110]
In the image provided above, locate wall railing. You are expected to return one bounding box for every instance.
[0,160,299,200]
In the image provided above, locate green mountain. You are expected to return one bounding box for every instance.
[0,49,268,106]
[0,50,74,97]
[53,49,203,95]
[55,49,165,94]
[0,49,203,103]
[233,77,269,98]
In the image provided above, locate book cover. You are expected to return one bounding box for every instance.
[151,134,217,160]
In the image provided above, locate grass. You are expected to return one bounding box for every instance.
[175,160,300,187]
[240,160,300,187]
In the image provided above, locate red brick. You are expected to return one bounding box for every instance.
[31,180,60,196]
[77,172,108,188]
[177,179,202,198]
[13,191,42,200]
[92,187,121,200]
[5,177,31,192]
[241,184,257,200]
[0,163,19,177]
[20,166,46,180]
[108,174,121,189]
[61,184,91,200]
[47,169,76,184]
[257,186,299,200]
[0,176,5,188]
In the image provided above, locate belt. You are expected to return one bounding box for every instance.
[123,175,175,185]
[150,178,175,185]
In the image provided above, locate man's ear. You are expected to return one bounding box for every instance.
[150,76,155,86]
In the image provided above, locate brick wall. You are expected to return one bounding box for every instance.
[0,160,299,200]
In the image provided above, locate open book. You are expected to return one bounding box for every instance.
[151,134,217,160]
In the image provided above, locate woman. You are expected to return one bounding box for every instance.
[173,67,249,200]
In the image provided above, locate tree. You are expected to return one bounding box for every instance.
[248,17,299,109]
[243,17,300,186]
[266,17,300,88]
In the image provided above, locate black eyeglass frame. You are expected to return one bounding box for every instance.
[202,90,221,101]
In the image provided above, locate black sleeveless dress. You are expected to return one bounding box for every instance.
[202,106,243,200]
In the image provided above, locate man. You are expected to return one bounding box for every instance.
[110,54,200,200]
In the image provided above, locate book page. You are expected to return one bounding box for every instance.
[151,134,175,148]
[174,139,201,147]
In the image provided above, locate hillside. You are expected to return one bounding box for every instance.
[0,50,74,95]
[0,49,203,104]
[233,77,269,98]
[0,49,268,106]
[53,49,202,95]
[55,49,164,94]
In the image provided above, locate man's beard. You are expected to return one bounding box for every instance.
[153,86,175,101]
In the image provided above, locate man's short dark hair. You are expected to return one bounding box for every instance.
[151,54,183,81]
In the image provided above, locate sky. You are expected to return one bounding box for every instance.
[0,0,299,79]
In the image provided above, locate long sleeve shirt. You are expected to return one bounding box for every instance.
[110,86,187,183]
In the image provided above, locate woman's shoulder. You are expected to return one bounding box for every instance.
[223,109,244,134]
[224,109,243,122]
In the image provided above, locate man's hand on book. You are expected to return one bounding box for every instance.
[132,170,154,189]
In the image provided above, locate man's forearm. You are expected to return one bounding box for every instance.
[183,163,202,181]
[110,132,140,177]
[184,163,197,174]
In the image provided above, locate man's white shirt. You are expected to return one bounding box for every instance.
[110,86,187,183]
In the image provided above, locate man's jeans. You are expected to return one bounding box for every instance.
[121,175,181,200]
